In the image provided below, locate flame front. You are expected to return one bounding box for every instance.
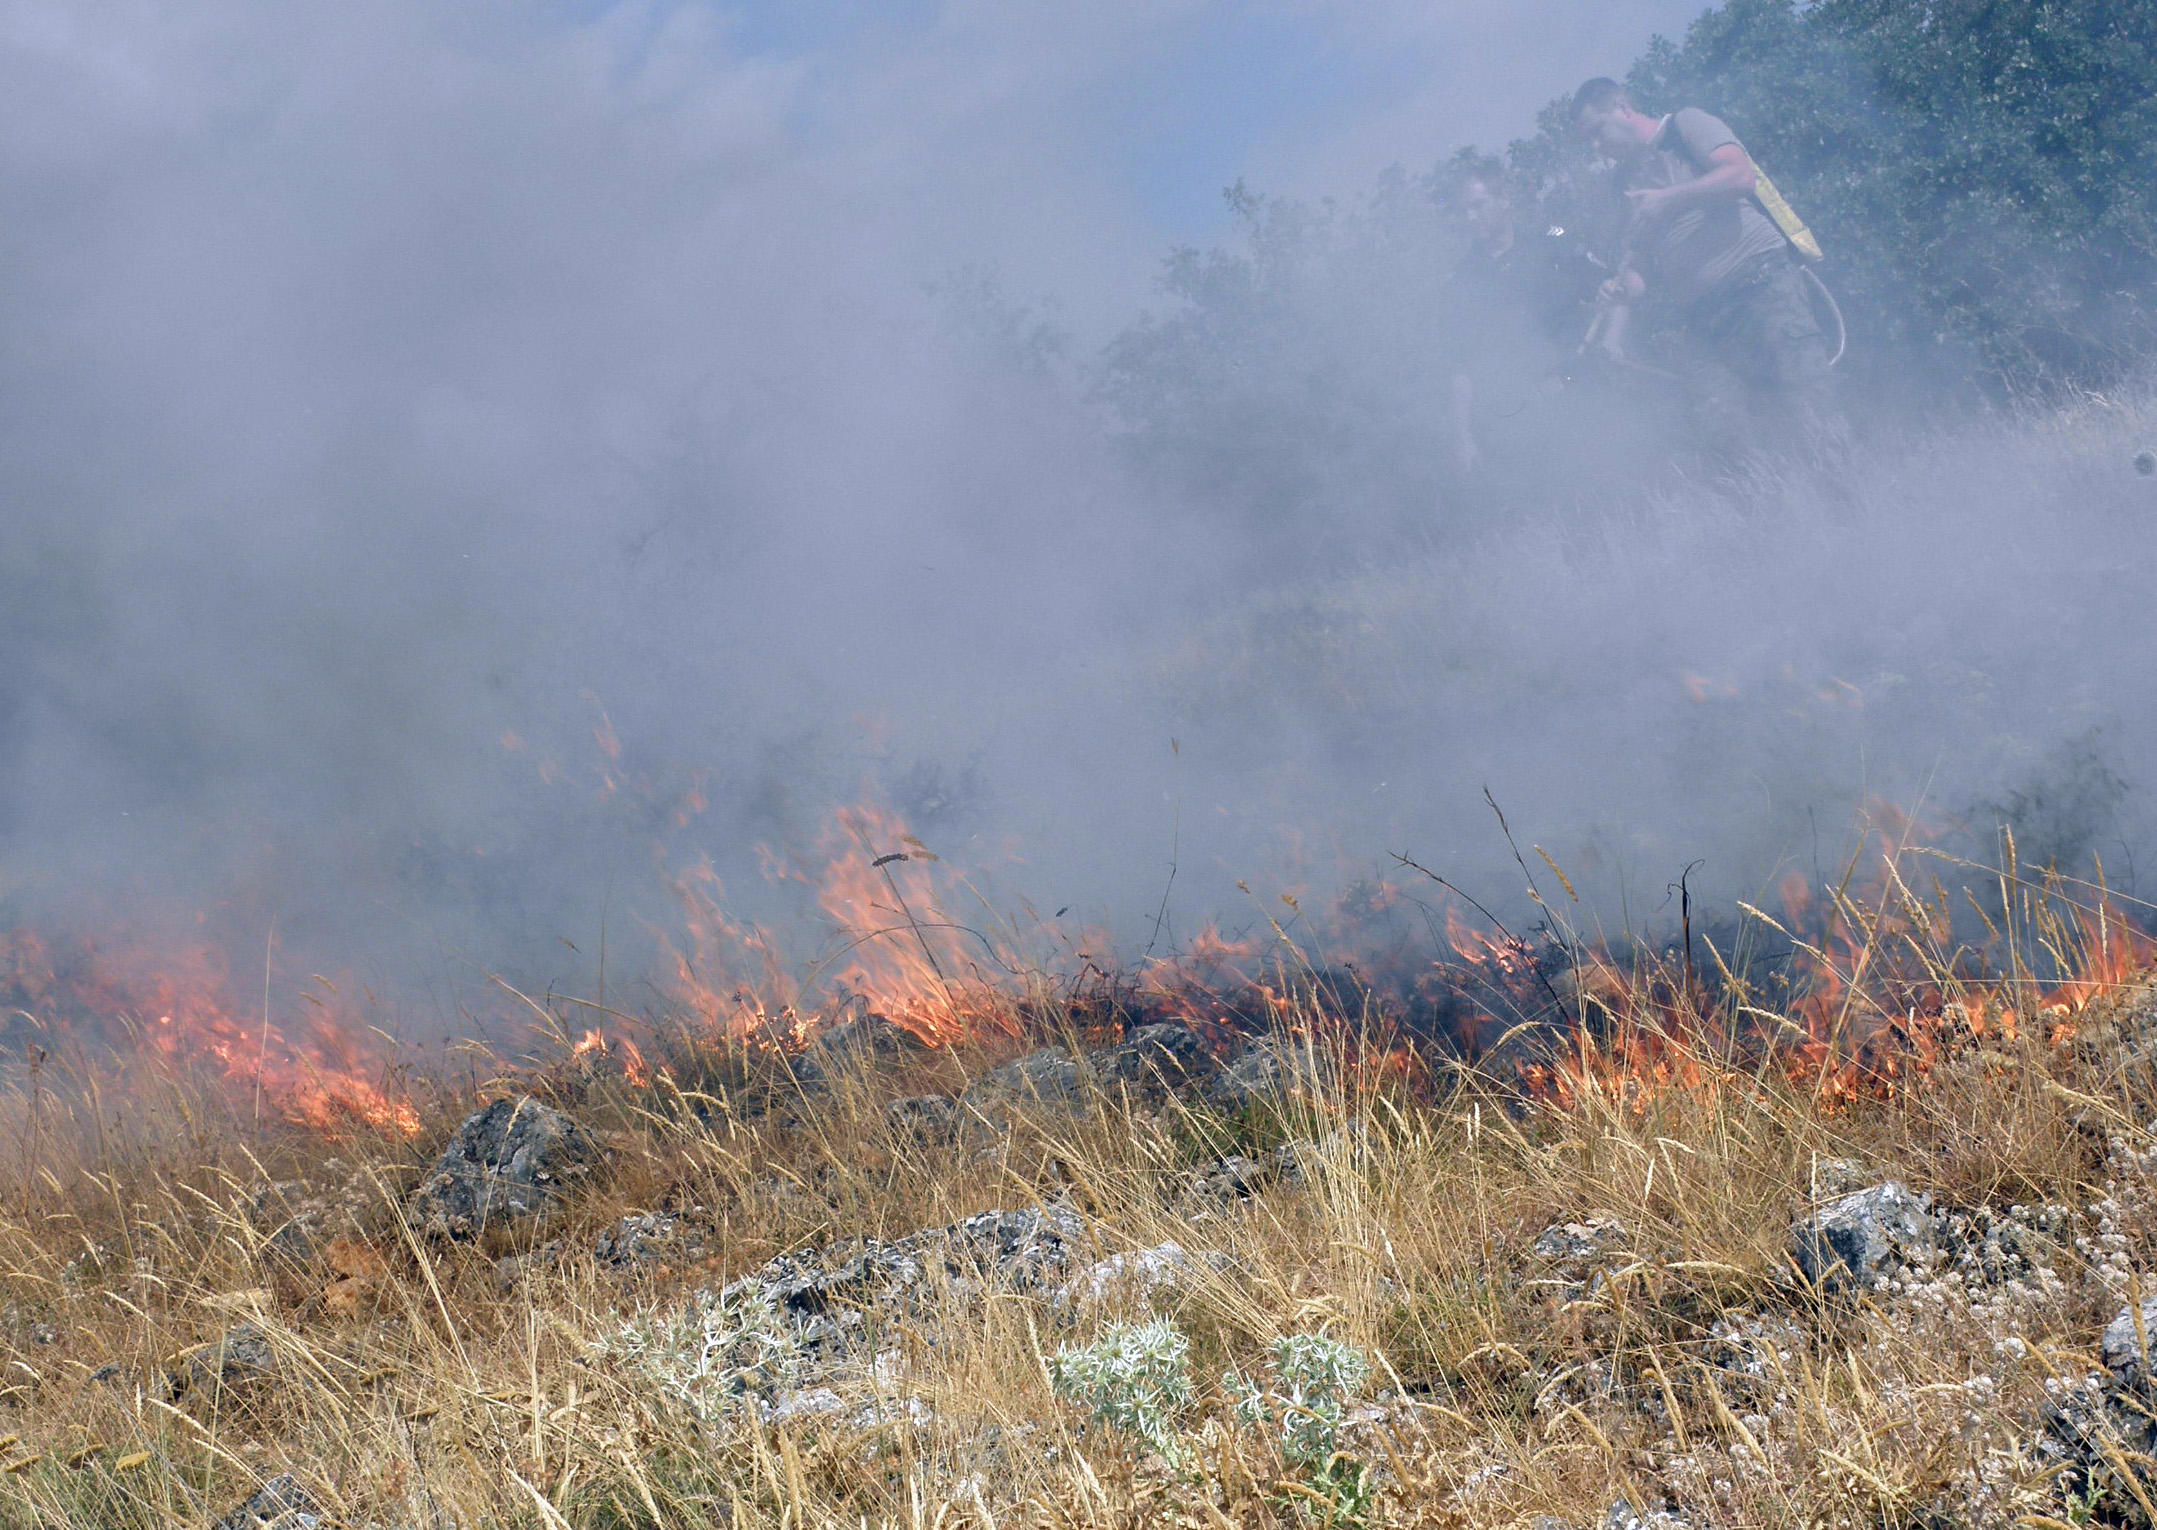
[0,929,420,1135]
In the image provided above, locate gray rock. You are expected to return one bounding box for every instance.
[175,1323,282,1399]
[1605,1498,1685,1530]
[1533,1216,1630,1267]
[408,1097,597,1240]
[211,1474,322,1530]
[721,1205,1086,1357]
[1809,1157,1872,1198]
[2103,1297,2157,1387]
[1791,1181,1935,1289]
[1203,1036,1325,1111]
[1090,1024,1214,1096]
[789,1012,930,1089]
[247,1158,373,1268]
[1054,1241,1229,1310]
[963,1048,1084,1106]
[1934,1201,2068,1286]
[884,1094,962,1140]
[595,1212,710,1270]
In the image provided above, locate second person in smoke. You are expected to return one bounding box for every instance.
[1442,158,1609,500]
[1570,78,1844,467]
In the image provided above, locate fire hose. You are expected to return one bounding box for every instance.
[1578,263,1848,376]
[1800,265,1847,367]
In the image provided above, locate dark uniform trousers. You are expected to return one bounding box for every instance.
[1668,252,1848,467]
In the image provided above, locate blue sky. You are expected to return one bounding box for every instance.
[548,0,1713,267]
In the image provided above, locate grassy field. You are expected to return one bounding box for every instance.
[2,850,2156,1530]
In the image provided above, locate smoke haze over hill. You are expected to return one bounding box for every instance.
[0,0,2152,1028]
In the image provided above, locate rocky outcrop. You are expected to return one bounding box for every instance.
[959,1025,1219,1116]
[1092,1024,1216,1098]
[408,1097,597,1240]
[1053,1240,1233,1312]
[963,1048,1085,1108]
[720,1205,1087,1357]
[1790,1181,1936,1290]
[789,1012,932,1091]
[1204,1035,1327,1111]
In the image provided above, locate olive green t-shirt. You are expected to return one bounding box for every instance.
[1628,107,1789,307]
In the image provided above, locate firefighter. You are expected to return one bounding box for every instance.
[1570,78,1845,467]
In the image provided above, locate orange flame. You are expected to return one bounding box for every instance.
[0,929,421,1135]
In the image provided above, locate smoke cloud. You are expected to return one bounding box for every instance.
[0,0,2149,1029]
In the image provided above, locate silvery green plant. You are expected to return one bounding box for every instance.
[1226,1332,1371,1467]
[593,1284,804,1425]
[1048,1318,1194,1465]
[1226,1333,1375,1523]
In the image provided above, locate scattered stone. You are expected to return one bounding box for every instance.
[1054,1241,1228,1310]
[884,1094,962,1141]
[2135,448,2156,476]
[1090,1024,1215,1098]
[493,1241,566,1294]
[595,1212,711,1271]
[211,1473,323,1530]
[963,1048,1084,1107]
[765,1386,846,1424]
[408,1097,597,1240]
[1605,1497,1685,1530]
[60,1242,122,1288]
[2102,1296,2157,1388]
[790,1012,931,1089]
[174,1323,281,1400]
[1533,1216,1630,1267]
[1791,1181,1936,1290]
[720,1205,1087,1358]
[1531,1216,1632,1301]
[1204,1036,1326,1111]
[1933,1201,2069,1286]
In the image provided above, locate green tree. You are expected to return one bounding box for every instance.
[1605,0,2157,388]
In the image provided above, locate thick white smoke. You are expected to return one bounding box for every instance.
[0,0,2148,1030]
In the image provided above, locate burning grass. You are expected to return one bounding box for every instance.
[2,821,2157,1527]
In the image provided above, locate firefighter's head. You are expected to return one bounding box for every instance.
[1570,78,1658,158]
[1447,157,1513,249]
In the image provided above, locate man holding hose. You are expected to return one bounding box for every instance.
[1570,78,1845,467]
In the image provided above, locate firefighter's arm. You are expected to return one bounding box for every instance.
[1627,143,1755,224]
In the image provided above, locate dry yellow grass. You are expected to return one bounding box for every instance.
[1,908,2155,1529]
